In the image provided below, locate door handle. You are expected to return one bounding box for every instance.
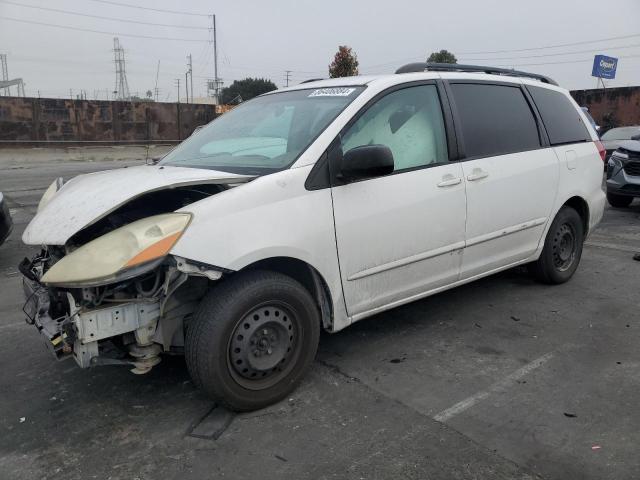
[467,168,489,181]
[437,176,462,187]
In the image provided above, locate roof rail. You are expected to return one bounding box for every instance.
[299,78,325,84]
[395,62,558,86]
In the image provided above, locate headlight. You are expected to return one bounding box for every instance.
[41,213,191,287]
[38,178,64,212]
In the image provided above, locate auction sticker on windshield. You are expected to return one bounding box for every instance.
[308,87,356,97]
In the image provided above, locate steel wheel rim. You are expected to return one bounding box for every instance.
[227,302,300,390]
[552,223,576,272]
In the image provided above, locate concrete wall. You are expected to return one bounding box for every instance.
[0,97,216,143]
[570,86,640,130]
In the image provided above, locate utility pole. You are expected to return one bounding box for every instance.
[284,70,292,87]
[175,78,180,103]
[154,60,160,102]
[209,14,220,104]
[185,72,189,103]
[187,54,193,103]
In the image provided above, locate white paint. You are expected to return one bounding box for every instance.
[22,165,252,246]
[332,163,466,317]
[433,352,554,422]
[460,148,560,279]
[23,72,606,335]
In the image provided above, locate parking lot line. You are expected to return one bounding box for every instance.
[433,352,554,422]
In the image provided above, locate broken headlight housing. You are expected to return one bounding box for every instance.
[41,213,191,288]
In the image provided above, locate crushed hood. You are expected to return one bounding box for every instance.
[23,165,251,246]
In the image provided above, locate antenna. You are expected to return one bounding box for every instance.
[113,37,131,100]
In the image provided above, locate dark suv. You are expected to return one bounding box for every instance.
[606,139,640,207]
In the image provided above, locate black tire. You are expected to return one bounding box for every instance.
[185,270,320,411]
[529,206,584,284]
[607,192,633,208]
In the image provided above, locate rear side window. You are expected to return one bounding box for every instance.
[527,86,591,145]
[450,83,541,158]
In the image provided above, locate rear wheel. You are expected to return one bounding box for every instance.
[607,192,633,208]
[529,206,584,284]
[185,270,320,411]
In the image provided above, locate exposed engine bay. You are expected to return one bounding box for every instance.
[20,179,239,373]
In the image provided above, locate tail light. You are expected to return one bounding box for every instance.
[595,140,606,162]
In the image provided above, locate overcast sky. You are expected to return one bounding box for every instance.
[1,0,639,101]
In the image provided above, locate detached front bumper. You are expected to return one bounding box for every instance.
[22,274,162,370]
[0,192,13,245]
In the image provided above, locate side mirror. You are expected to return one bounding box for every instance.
[631,134,640,141]
[340,145,394,181]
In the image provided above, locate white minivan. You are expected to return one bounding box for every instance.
[21,63,605,411]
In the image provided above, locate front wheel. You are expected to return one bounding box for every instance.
[185,270,320,411]
[607,192,633,208]
[529,206,584,284]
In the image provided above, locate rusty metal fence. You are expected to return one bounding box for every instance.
[0,97,217,145]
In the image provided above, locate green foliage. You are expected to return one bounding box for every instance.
[220,78,277,104]
[427,50,457,64]
[329,45,359,78]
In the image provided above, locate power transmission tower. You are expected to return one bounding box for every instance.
[175,78,181,103]
[0,54,24,97]
[113,37,131,100]
[284,70,292,87]
[0,54,8,95]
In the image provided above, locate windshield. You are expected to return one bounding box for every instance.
[160,86,365,175]
[601,126,640,141]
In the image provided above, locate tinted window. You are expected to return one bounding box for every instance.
[342,85,448,171]
[450,83,541,158]
[528,86,591,145]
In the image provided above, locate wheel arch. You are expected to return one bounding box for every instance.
[562,195,590,238]
[239,256,335,331]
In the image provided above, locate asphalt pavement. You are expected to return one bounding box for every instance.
[0,148,639,480]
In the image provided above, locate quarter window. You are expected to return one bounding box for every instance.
[528,86,592,145]
[450,83,541,158]
[341,85,448,172]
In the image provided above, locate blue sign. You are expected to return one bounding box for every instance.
[592,55,618,79]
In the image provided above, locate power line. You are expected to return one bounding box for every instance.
[490,53,640,68]
[460,43,640,62]
[83,0,209,17]
[0,16,208,42]
[459,32,640,55]
[0,0,209,29]
[360,33,640,73]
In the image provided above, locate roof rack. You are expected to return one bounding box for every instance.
[395,62,558,86]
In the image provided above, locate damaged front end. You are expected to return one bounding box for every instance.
[21,247,221,373]
[20,165,248,373]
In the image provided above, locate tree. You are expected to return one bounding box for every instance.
[220,78,277,104]
[146,90,153,99]
[427,50,457,64]
[329,45,359,78]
